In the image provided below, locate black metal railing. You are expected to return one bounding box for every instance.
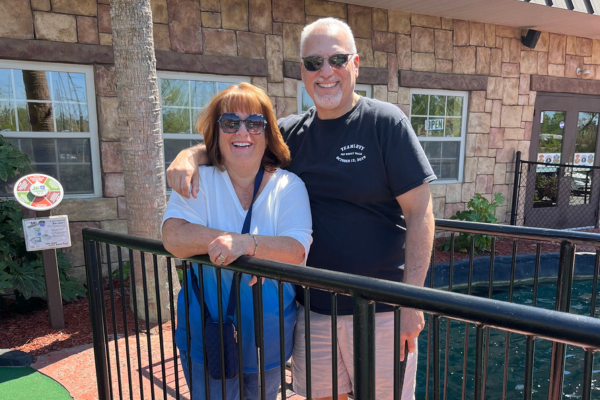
[433,219,600,400]
[83,221,600,400]
[511,151,600,230]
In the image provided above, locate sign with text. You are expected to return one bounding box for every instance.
[425,118,444,131]
[14,174,64,211]
[22,216,71,251]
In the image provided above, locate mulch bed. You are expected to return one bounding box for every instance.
[0,278,172,360]
[1,232,596,360]
[432,236,563,263]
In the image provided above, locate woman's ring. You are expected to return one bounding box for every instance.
[217,255,226,264]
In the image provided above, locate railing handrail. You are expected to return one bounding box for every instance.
[83,227,600,350]
[435,219,600,246]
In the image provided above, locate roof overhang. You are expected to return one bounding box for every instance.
[338,0,600,39]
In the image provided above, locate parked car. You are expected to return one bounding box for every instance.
[572,176,591,195]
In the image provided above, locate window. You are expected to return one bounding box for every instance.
[409,90,468,183]
[297,82,372,114]
[0,60,100,197]
[158,72,249,186]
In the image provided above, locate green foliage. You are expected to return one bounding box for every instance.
[438,192,505,254]
[0,134,32,181]
[111,261,130,281]
[535,172,558,203]
[0,134,85,303]
[0,199,86,301]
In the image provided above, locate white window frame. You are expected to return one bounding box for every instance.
[409,89,469,184]
[157,71,250,139]
[0,59,101,198]
[297,81,372,114]
[157,72,250,193]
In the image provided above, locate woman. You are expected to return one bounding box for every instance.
[162,82,312,399]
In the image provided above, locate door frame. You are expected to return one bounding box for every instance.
[525,92,600,229]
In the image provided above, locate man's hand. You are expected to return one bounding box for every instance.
[166,147,201,199]
[396,183,434,362]
[400,307,425,361]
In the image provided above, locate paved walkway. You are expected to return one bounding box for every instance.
[32,330,302,400]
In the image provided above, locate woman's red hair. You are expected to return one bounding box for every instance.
[195,82,291,172]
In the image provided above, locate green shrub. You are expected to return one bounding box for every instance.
[112,260,130,281]
[0,135,85,303]
[437,192,505,254]
[0,135,32,182]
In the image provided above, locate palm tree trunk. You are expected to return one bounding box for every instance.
[22,70,54,132]
[110,0,180,323]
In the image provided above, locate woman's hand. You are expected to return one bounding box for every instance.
[208,234,265,286]
[207,233,254,266]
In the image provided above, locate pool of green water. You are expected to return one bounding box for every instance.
[416,280,600,400]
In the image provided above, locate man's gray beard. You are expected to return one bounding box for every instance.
[313,90,343,110]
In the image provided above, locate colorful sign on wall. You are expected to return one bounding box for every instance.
[537,153,561,164]
[574,153,595,166]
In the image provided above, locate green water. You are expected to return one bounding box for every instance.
[416,280,600,400]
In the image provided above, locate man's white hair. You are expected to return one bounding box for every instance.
[300,17,357,57]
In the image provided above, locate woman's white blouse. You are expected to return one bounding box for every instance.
[162,166,313,263]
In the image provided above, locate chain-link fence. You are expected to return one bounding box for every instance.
[511,152,600,230]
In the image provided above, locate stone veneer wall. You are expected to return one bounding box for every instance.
[1,0,600,281]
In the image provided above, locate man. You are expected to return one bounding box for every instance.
[166,18,435,400]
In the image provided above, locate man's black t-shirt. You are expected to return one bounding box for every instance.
[279,97,436,315]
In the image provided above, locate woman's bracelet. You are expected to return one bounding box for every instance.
[246,233,258,256]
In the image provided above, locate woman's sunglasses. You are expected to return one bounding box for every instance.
[218,113,267,135]
[301,53,355,72]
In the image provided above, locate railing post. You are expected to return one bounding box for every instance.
[474,325,484,400]
[547,240,576,400]
[353,295,375,400]
[84,239,110,400]
[510,151,522,225]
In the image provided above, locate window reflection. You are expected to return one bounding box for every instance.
[0,69,91,133]
[411,92,466,181]
[0,138,93,195]
[421,141,460,180]
[533,166,559,208]
[538,111,565,160]
[534,111,565,208]
[51,72,87,103]
[160,79,242,135]
[0,66,95,196]
[569,112,599,204]
[160,77,244,191]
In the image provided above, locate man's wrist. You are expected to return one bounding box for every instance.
[187,147,201,166]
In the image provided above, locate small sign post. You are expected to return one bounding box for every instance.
[14,174,69,329]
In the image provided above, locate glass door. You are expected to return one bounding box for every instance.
[569,112,599,205]
[526,94,600,229]
[533,110,565,209]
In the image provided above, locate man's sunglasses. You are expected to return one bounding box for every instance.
[301,53,355,72]
[218,113,267,135]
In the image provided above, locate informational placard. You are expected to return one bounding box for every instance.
[22,216,71,251]
[574,153,595,166]
[425,118,444,131]
[13,174,64,211]
[537,153,561,164]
